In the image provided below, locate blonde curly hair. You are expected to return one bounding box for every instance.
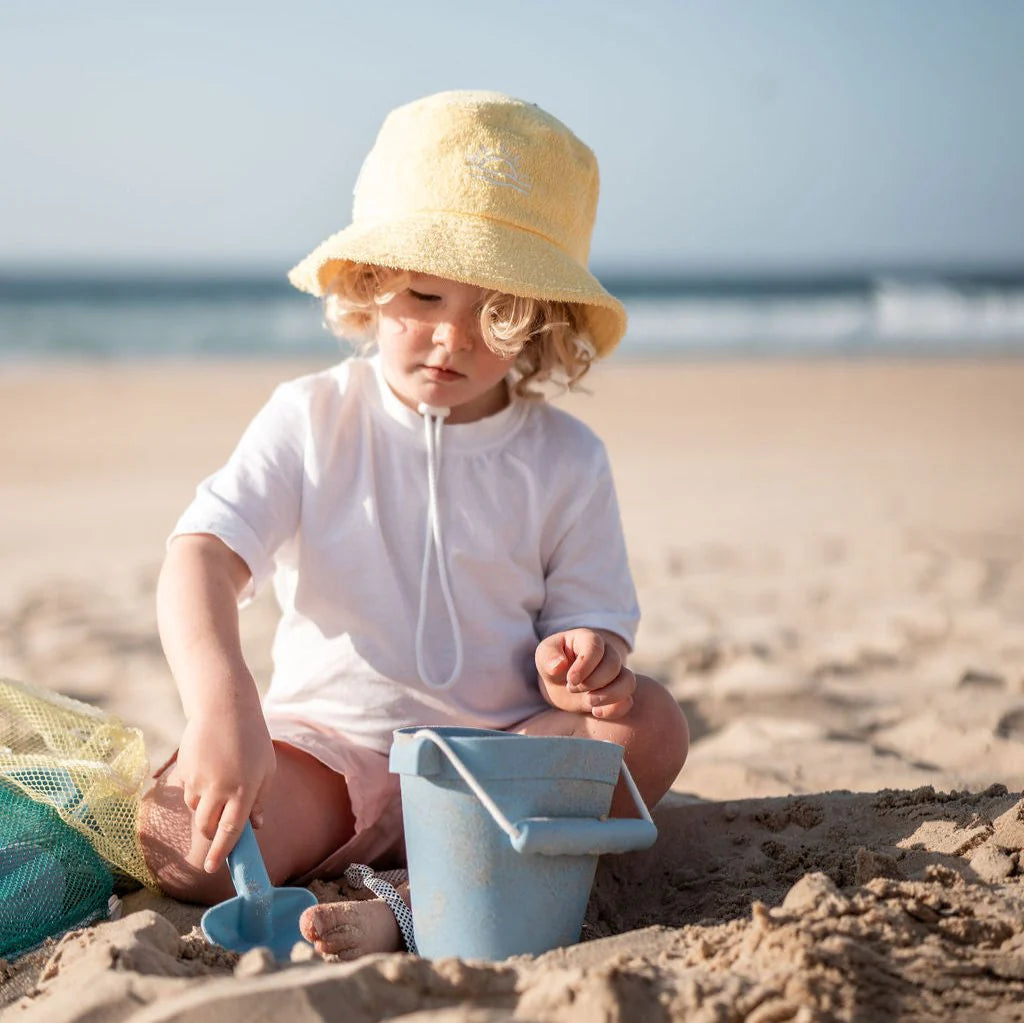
[321,264,596,398]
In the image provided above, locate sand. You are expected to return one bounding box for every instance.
[2,356,1024,1021]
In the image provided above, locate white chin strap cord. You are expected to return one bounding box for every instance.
[414,403,464,690]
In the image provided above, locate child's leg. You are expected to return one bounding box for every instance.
[140,741,356,905]
[516,674,689,817]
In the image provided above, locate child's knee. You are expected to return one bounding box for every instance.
[630,675,689,774]
[139,778,233,905]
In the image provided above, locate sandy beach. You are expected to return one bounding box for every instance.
[2,355,1024,1020]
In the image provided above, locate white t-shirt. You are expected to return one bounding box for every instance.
[172,355,639,753]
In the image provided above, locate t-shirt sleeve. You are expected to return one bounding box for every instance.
[535,439,640,649]
[169,381,307,602]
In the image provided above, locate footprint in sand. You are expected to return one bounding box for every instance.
[994,706,1024,742]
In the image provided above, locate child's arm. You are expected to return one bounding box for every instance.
[535,628,637,720]
[157,533,277,874]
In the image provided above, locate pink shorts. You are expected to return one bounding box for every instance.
[266,717,405,885]
[268,709,557,883]
[153,718,406,886]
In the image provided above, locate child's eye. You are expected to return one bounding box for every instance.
[408,289,440,303]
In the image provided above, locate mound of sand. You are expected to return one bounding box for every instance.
[4,788,1024,1022]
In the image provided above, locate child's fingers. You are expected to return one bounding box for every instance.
[589,694,634,720]
[192,793,226,844]
[249,780,271,830]
[586,669,637,718]
[204,799,249,873]
[535,634,569,681]
[566,634,626,693]
[564,630,605,689]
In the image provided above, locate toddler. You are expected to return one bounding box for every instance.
[140,90,689,958]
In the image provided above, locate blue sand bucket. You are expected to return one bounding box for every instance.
[390,726,657,960]
[201,821,317,961]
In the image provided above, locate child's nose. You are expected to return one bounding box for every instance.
[432,318,476,353]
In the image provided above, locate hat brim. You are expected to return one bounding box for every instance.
[287,213,627,357]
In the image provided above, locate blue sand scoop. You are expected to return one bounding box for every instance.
[200,821,317,960]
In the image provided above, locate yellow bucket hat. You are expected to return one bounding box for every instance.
[287,90,627,357]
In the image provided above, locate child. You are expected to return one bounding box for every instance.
[140,90,689,958]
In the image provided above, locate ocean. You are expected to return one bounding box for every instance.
[2,268,1023,363]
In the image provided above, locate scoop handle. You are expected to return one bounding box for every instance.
[227,821,273,943]
[227,821,272,896]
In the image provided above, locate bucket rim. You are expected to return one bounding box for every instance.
[390,725,625,783]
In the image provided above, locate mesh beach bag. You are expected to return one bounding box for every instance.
[0,677,158,958]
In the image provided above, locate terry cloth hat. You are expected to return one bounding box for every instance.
[287,90,627,357]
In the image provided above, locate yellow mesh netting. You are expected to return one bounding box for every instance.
[0,677,158,891]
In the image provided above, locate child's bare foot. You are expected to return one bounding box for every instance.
[300,898,402,959]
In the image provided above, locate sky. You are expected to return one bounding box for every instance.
[2,0,1023,275]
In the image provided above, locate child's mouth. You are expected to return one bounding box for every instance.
[421,366,464,383]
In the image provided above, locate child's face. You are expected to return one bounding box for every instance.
[376,274,515,424]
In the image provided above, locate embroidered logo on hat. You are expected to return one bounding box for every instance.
[464,143,532,194]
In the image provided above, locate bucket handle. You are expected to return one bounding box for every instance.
[410,728,657,857]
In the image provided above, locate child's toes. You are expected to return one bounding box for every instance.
[300,900,401,959]
[314,932,362,958]
[299,904,323,943]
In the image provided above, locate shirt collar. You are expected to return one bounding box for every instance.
[368,353,524,450]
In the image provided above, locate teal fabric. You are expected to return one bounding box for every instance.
[0,780,112,959]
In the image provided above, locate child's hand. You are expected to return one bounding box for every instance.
[535,628,636,720]
[175,706,277,874]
